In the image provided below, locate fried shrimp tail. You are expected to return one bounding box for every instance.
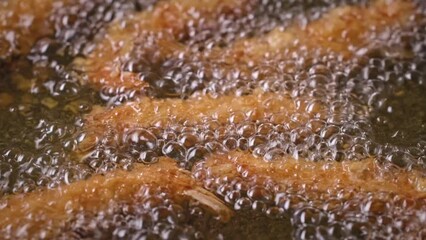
[0,158,232,239]
[1,0,425,239]
[2,151,425,239]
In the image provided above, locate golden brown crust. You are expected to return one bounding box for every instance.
[1,151,425,238]
[224,0,416,62]
[0,158,232,238]
[78,0,416,92]
[77,0,256,90]
[0,0,74,59]
[1,0,424,238]
[77,0,418,157]
[78,89,317,154]
[201,151,426,199]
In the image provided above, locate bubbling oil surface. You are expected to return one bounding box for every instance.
[0,0,425,239]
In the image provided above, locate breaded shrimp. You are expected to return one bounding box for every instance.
[78,0,416,92]
[0,158,232,239]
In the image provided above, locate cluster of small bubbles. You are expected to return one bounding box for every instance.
[0,0,165,195]
[0,71,97,195]
[0,148,93,197]
[48,0,159,59]
[75,3,426,237]
[86,46,425,170]
[0,0,122,194]
[100,86,139,106]
[83,102,364,172]
[110,0,369,101]
[84,113,273,171]
[193,160,426,239]
[0,0,426,239]
[290,199,426,240]
[54,184,296,239]
[183,0,362,48]
[344,54,426,169]
[58,186,217,240]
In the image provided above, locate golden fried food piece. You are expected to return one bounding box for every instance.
[2,151,425,239]
[77,0,256,90]
[79,0,416,92]
[0,158,232,239]
[224,0,416,62]
[77,0,416,157]
[0,0,74,59]
[196,152,426,236]
[200,152,426,199]
[78,89,318,154]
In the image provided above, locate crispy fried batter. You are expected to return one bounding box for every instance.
[196,152,426,235]
[78,0,416,92]
[201,152,426,198]
[77,0,417,156]
[0,0,74,59]
[224,0,416,62]
[0,158,232,239]
[1,151,425,238]
[1,0,424,239]
[78,89,318,154]
[77,0,256,90]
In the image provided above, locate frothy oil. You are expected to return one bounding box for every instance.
[0,0,425,239]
